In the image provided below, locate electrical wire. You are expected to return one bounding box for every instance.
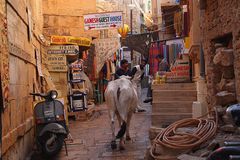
[133,0,154,24]
[150,109,218,159]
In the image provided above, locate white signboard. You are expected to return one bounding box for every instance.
[84,11,123,30]
[47,45,79,54]
[47,55,66,66]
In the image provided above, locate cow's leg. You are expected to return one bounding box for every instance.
[126,111,133,141]
[109,110,117,150]
[116,111,122,127]
[116,111,126,150]
[119,137,125,150]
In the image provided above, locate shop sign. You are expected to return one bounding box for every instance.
[84,11,123,30]
[70,60,84,70]
[47,45,79,54]
[48,65,67,72]
[50,36,91,47]
[166,59,190,82]
[72,72,81,80]
[47,55,66,66]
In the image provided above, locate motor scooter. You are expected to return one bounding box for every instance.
[30,90,68,156]
[207,104,240,160]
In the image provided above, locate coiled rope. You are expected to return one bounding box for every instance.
[150,113,218,159]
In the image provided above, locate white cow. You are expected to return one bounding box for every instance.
[104,76,138,150]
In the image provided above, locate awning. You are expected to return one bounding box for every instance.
[93,37,121,74]
[121,33,152,58]
[50,35,91,47]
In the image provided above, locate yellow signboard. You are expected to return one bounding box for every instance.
[51,36,91,47]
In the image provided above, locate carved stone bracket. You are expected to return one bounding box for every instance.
[189,44,200,64]
[121,33,152,59]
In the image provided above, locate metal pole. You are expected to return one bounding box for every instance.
[130,10,133,35]
[130,1,133,61]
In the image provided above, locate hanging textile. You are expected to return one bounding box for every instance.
[85,45,96,81]
[110,61,116,74]
[93,37,121,74]
[149,43,159,75]
[174,11,183,36]
[149,38,186,75]
[169,44,175,65]
[106,61,111,81]
[183,11,189,36]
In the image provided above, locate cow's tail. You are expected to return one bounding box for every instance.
[117,87,121,101]
[116,121,127,139]
[115,87,126,139]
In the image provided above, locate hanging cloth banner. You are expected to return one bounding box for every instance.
[93,37,120,74]
[50,36,91,47]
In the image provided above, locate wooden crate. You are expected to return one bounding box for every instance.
[68,111,88,121]
[68,103,95,121]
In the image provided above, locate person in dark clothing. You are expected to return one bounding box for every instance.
[156,54,169,72]
[144,54,169,103]
[115,59,131,79]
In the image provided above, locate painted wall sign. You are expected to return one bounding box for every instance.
[84,11,123,30]
[47,45,79,54]
[47,55,66,66]
[166,59,190,82]
[50,36,91,47]
[48,65,68,72]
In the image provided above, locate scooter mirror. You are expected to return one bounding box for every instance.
[226,103,240,127]
[50,90,58,99]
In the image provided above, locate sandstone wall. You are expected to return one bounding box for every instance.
[201,0,240,110]
[97,0,143,34]
[43,0,99,39]
[1,0,43,159]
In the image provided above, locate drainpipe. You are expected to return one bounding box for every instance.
[199,0,206,79]
[200,43,205,78]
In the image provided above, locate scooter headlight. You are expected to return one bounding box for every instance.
[50,90,58,99]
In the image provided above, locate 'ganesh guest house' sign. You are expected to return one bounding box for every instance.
[84,11,123,30]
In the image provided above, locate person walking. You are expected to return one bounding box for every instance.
[143,54,169,103]
[115,59,131,79]
[131,59,147,112]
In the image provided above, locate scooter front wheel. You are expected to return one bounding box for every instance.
[41,132,65,156]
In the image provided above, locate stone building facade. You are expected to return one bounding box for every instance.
[201,0,240,111]
[1,0,44,159]
[42,0,98,39]
[97,0,147,34]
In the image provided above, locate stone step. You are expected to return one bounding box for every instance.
[152,95,196,101]
[152,83,196,90]
[152,101,193,113]
[152,113,192,128]
[153,90,197,98]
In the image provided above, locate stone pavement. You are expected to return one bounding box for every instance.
[32,89,152,160]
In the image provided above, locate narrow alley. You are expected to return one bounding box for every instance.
[32,101,151,160]
[2,0,240,160]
